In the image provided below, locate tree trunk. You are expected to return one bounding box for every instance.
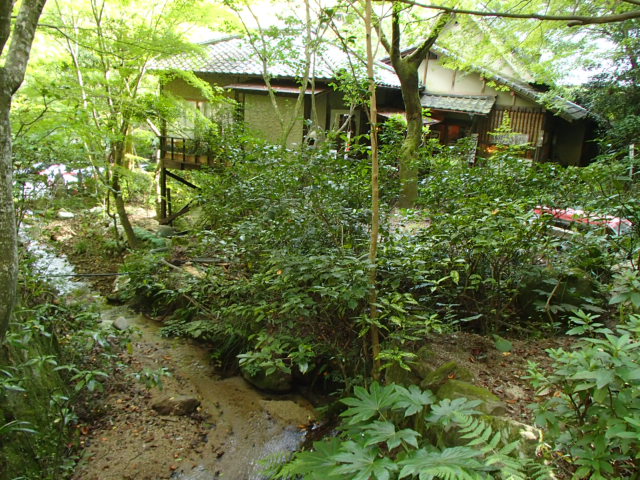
[112,142,140,249]
[378,10,450,209]
[0,0,47,342]
[365,0,381,380]
[395,63,423,209]
[0,91,17,340]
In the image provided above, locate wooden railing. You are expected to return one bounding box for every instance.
[159,136,218,170]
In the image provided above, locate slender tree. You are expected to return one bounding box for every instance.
[46,0,209,248]
[364,0,382,379]
[376,6,449,208]
[227,0,328,147]
[0,0,47,342]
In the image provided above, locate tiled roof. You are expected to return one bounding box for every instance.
[430,45,588,122]
[421,93,496,115]
[153,35,401,88]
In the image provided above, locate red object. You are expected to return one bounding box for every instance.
[534,206,633,235]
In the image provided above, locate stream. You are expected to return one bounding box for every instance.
[23,228,315,480]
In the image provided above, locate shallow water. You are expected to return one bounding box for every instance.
[21,229,87,295]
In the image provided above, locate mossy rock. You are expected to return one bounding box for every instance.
[385,362,421,387]
[436,379,506,416]
[240,365,293,393]
[384,346,437,386]
[420,361,474,390]
[409,346,436,380]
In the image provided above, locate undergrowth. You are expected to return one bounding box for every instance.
[0,252,127,480]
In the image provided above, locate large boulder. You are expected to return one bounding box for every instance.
[436,380,506,416]
[385,362,422,387]
[421,361,474,391]
[486,416,542,458]
[240,365,293,393]
[112,316,130,331]
[385,346,442,387]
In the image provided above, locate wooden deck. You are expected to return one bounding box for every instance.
[160,136,219,170]
[158,136,218,225]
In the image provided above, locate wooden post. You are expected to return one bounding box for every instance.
[159,164,167,222]
[167,188,173,225]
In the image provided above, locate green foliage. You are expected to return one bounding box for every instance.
[577,18,640,156]
[0,245,133,480]
[278,382,550,480]
[527,311,640,478]
[238,332,316,376]
[129,367,172,390]
[0,302,123,480]
[409,148,638,330]
[122,144,380,383]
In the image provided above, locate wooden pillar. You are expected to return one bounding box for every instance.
[159,164,167,222]
[167,188,173,226]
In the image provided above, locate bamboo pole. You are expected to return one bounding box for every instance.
[365,0,382,380]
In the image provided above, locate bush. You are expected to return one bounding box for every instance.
[1,264,126,480]
[527,311,640,478]
[278,382,550,480]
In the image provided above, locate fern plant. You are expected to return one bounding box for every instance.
[276,382,551,479]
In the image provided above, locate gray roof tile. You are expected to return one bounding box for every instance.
[153,36,401,88]
[421,93,496,114]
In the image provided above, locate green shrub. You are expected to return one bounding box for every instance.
[278,382,550,480]
[527,311,640,478]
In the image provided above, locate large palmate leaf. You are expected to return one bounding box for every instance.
[398,446,488,480]
[331,441,398,480]
[394,384,436,417]
[363,420,421,450]
[426,398,483,427]
[341,382,400,424]
[280,438,344,479]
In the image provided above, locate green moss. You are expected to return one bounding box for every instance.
[420,361,474,390]
[436,380,506,416]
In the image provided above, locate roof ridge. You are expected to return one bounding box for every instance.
[196,34,242,46]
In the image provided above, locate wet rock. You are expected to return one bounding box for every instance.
[259,400,314,425]
[436,380,507,416]
[420,361,474,390]
[113,316,130,331]
[152,395,200,416]
[240,365,292,393]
